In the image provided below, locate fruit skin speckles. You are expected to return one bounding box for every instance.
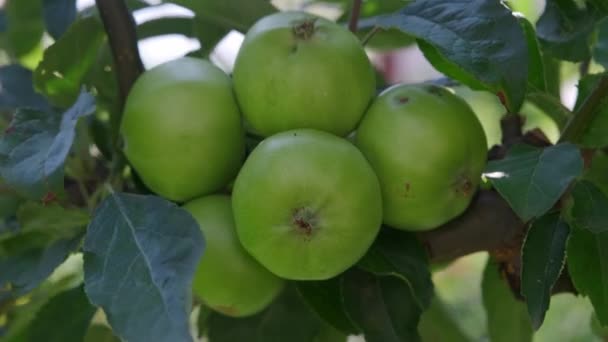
[497,91,507,106]
[401,182,411,198]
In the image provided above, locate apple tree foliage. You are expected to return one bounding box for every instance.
[0,0,608,341]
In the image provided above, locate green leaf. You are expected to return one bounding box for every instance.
[482,259,533,342]
[342,269,421,342]
[337,229,432,342]
[584,150,608,195]
[34,16,105,108]
[519,16,547,93]
[418,296,471,342]
[207,313,262,341]
[569,180,608,234]
[0,230,51,255]
[0,64,50,111]
[574,73,603,109]
[567,226,608,325]
[357,228,433,311]
[359,0,528,112]
[1,272,82,341]
[84,43,119,108]
[207,288,324,342]
[0,190,22,223]
[595,17,608,70]
[192,18,229,56]
[590,0,608,14]
[27,285,96,342]
[5,0,44,58]
[42,0,77,39]
[16,202,90,239]
[137,17,195,39]
[297,278,359,335]
[542,54,561,97]
[0,92,96,200]
[573,73,608,148]
[485,143,583,221]
[0,236,81,300]
[83,192,204,342]
[168,0,277,33]
[526,91,571,129]
[84,325,120,342]
[314,323,348,342]
[196,305,211,338]
[536,0,597,62]
[335,0,415,50]
[521,213,570,329]
[592,312,608,338]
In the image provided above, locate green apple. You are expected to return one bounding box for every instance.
[232,11,375,137]
[184,195,284,317]
[356,84,487,231]
[232,129,382,280]
[122,57,244,202]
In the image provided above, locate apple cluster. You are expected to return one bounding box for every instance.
[120,11,487,318]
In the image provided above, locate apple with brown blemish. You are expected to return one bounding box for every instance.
[356,84,487,231]
[232,129,382,280]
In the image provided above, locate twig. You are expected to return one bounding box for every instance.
[500,113,524,148]
[95,0,144,108]
[560,74,608,143]
[95,0,144,188]
[348,0,363,33]
[0,298,15,316]
[579,58,591,78]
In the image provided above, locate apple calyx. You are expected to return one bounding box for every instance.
[292,207,318,237]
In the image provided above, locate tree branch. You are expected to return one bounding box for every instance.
[418,190,525,263]
[95,0,144,185]
[500,113,524,148]
[348,0,363,33]
[560,74,608,143]
[95,0,144,108]
[579,58,591,78]
[418,189,575,295]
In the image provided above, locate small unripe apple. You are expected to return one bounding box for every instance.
[185,195,284,317]
[122,57,245,202]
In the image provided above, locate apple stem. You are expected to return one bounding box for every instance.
[348,0,363,33]
[293,19,317,40]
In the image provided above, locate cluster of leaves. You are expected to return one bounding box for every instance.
[1,0,608,341]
